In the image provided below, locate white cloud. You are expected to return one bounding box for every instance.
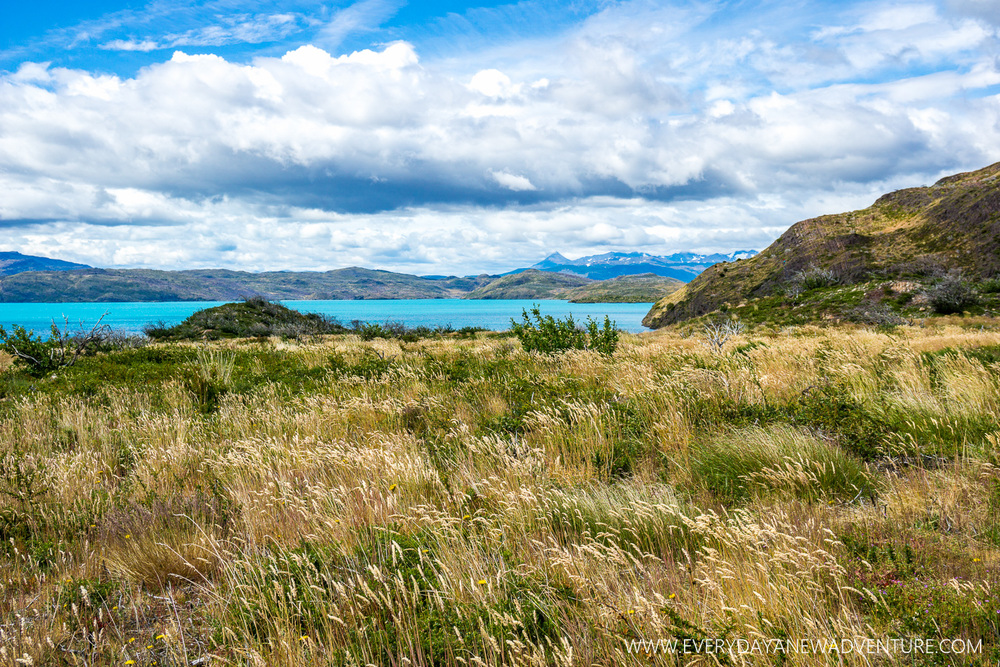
[100,39,160,52]
[469,69,516,97]
[317,0,404,49]
[490,170,537,191]
[1,0,1000,272]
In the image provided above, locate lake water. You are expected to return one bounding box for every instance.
[0,300,655,335]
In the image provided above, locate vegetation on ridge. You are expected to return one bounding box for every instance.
[645,161,1000,328]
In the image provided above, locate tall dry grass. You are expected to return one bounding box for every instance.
[0,322,997,665]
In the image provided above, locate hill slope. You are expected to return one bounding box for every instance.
[0,251,90,276]
[562,273,684,303]
[0,267,488,302]
[644,162,1000,328]
[463,269,592,299]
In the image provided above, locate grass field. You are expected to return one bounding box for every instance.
[1,321,999,665]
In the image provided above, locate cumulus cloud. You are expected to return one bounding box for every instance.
[490,170,537,191]
[1,0,999,272]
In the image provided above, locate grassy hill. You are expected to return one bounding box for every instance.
[143,297,346,340]
[462,269,593,299]
[644,161,1000,328]
[465,270,683,302]
[0,266,674,304]
[0,267,489,302]
[563,273,684,303]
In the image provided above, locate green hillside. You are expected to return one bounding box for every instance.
[462,269,593,299]
[0,267,489,302]
[644,161,1000,328]
[563,273,684,303]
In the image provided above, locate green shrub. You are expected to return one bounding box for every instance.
[510,306,619,355]
[585,315,620,356]
[979,277,1000,294]
[0,315,129,376]
[928,274,979,314]
[350,320,485,342]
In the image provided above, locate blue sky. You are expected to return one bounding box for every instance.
[1,0,999,274]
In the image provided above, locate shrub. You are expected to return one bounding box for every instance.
[0,315,123,376]
[350,320,484,342]
[846,303,908,327]
[510,306,619,355]
[928,273,979,314]
[585,315,620,356]
[978,276,1000,294]
[794,265,839,290]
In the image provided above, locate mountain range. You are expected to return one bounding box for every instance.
[523,250,757,282]
[0,251,91,276]
[0,250,740,303]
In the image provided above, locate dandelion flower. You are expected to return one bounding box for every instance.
[125,662,135,666]
[974,558,982,562]
[477,580,487,585]
[463,515,471,520]
[155,635,166,640]
[300,635,308,641]
[668,593,676,599]
[128,638,136,644]
[124,534,131,540]
[627,609,634,614]
[389,484,397,491]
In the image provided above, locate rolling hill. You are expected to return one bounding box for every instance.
[0,251,90,276]
[462,269,593,299]
[0,267,489,302]
[644,161,1000,328]
[561,273,684,303]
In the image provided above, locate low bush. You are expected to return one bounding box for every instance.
[928,273,979,314]
[978,276,1000,294]
[0,315,136,376]
[350,320,486,342]
[845,303,908,327]
[510,306,619,355]
[794,265,840,290]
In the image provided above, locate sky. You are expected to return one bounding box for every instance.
[1,0,999,275]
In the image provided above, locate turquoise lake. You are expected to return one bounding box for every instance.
[0,300,655,335]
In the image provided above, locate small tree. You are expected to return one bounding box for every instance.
[0,314,111,376]
[702,316,745,353]
[586,315,620,356]
[510,306,619,355]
